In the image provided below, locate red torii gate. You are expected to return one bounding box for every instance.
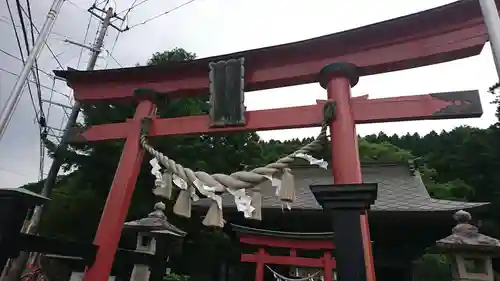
[55,1,488,281]
[238,233,336,281]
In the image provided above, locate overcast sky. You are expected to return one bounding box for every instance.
[0,0,498,189]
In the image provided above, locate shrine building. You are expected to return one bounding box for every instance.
[193,161,488,281]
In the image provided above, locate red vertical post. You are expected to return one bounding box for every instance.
[255,248,265,281]
[320,62,376,281]
[82,99,156,281]
[323,251,333,281]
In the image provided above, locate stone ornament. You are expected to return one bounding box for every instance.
[436,210,500,281]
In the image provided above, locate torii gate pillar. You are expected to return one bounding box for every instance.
[320,63,376,281]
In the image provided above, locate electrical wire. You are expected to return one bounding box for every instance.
[115,0,149,15]
[45,77,56,122]
[76,13,93,69]
[18,5,64,70]
[0,67,70,99]
[0,16,71,40]
[108,0,142,56]
[23,0,47,179]
[3,0,40,127]
[108,28,121,56]
[66,0,88,13]
[103,48,123,67]
[15,0,48,162]
[0,48,61,79]
[20,0,46,128]
[126,0,198,30]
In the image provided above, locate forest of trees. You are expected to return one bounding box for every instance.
[19,48,500,280]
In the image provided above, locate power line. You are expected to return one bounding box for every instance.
[115,0,148,15]
[103,48,123,67]
[14,0,48,158]
[0,48,62,80]
[45,77,56,122]
[16,0,46,125]
[76,14,93,69]
[126,0,197,30]
[18,5,64,70]
[3,0,39,127]
[5,0,26,70]
[0,47,22,61]
[66,0,88,13]
[23,0,47,180]
[24,0,36,50]
[108,0,141,56]
[0,16,74,41]
[0,67,70,99]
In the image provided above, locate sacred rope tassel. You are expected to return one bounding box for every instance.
[173,189,192,218]
[202,201,224,228]
[153,171,173,199]
[250,186,262,221]
[279,168,295,202]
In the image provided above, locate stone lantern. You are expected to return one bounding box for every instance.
[436,210,500,281]
[124,202,186,281]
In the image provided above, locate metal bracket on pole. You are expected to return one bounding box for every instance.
[64,39,99,52]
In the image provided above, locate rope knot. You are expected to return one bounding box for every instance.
[322,101,336,124]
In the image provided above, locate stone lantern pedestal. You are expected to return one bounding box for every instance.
[436,210,500,281]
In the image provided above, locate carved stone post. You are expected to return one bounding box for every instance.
[311,183,378,281]
[436,210,500,281]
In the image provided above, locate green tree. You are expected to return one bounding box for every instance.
[364,125,500,236]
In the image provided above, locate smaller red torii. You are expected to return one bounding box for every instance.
[236,230,336,281]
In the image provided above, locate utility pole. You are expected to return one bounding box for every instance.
[27,6,115,234]
[2,5,126,281]
[0,0,66,141]
[479,0,500,80]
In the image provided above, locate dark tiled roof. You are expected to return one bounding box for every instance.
[195,163,488,212]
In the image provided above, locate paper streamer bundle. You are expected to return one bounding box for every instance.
[150,159,171,199]
[147,151,327,227]
[192,179,224,228]
[172,174,192,218]
[203,202,224,227]
[278,168,295,203]
[250,186,262,221]
[227,187,255,219]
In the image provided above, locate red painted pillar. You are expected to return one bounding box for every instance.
[255,248,265,281]
[320,63,376,281]
[323,251,333,281]
[82,99,156,281]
